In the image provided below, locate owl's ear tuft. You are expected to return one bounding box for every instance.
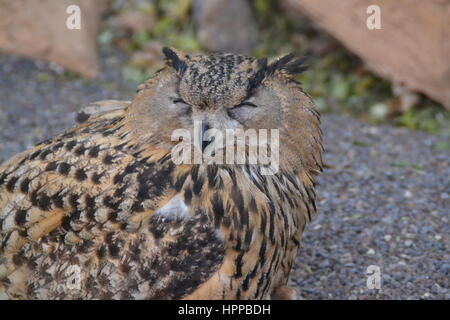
[284,56,307,75]
[247,58,268,96]
[266,54,307,76]
[162,47,188,75]
[266,53,294,76]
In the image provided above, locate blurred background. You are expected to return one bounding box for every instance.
[0,0,448,299]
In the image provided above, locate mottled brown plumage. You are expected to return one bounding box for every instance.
[0,48,323,299]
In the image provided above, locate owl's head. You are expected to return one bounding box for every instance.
[125,48,322,176]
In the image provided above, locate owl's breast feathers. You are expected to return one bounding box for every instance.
[0,103,319,299]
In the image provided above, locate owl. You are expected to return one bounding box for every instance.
[0,48,323,300]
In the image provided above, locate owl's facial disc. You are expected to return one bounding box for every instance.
[155,48,315,171]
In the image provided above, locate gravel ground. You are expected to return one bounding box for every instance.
[0,50,448,300]
[292,116,449,300]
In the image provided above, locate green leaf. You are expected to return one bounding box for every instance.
[132,30,151,47]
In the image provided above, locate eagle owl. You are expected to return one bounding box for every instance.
[0,48,323,299]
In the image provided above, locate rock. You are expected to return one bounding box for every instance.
[404,190,413,198]
[391,84,420,114]
[340,252,353,265]
[279,0,450,109]
[0,0,108,78]
[115,10,156,33]
[193,0,259,54]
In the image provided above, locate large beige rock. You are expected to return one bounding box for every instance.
[0,0,108,78]
[193,0,259,54]
[280,0,450,109]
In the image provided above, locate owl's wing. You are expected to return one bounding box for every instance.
[0,109,225,299]
[76,100,131,123]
